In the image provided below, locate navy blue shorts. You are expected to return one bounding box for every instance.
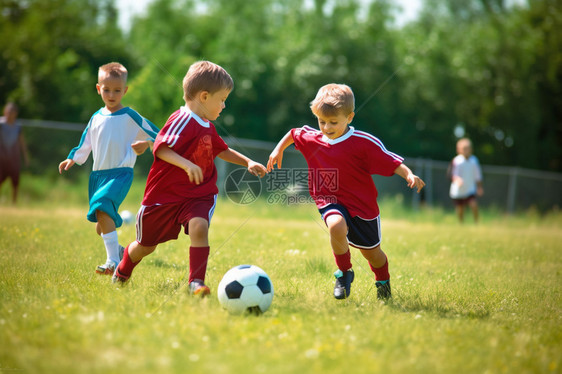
[319,204,381,249]
[452,194,477,206]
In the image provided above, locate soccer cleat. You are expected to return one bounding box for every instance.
[112,268,130,285]
[188,279,211,297]
[333,269,354,299]
[96,261,116,275]
[375,280,392,300]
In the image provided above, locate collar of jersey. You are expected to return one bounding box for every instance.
[181,106,210,128]
[100,107,129,116]
[321,126,355,145]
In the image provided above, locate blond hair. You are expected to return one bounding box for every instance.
[457,138,472,150]
[457,138,472,147]
[182,61,233,102]
[310,84,355,117]
[98,62,128,83]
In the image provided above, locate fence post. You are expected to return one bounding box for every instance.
[507,167,518,214]
[412,158,422,210]
[425,159,433,207]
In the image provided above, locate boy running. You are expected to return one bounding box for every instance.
[59,62,159,275]
[267,84,425,300]
[112,61,267,296]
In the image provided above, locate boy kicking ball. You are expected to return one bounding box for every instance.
[113,61,267,296]
[268,84,425,300]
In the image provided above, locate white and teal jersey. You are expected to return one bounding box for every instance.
[68,107,160,171]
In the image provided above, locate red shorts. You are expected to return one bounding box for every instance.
[136,195,217,246]
[0,151,21,186]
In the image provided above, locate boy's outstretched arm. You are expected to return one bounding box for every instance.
[156,146,203,185]
[394,163,426,193]
[218,148,267,178]
[267,131,294,172]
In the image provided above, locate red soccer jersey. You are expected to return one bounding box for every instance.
[142,106,229,206]
[291,125,403,219]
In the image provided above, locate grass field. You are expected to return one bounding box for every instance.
[1,177,561,374]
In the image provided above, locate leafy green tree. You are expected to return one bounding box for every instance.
[394,0,561,170]
[521,0,562,170]
[0,0,130,120]
[2,0,560,173]
[0,0,132,174]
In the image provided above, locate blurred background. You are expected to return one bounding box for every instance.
[1,0,560,212]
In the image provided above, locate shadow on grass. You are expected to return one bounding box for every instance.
[305,257,331,274]
[386,293,491,320]
[147,258,181,270]
[153,279,186,293]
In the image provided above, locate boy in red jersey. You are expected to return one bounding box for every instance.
[113,61,267,295]
[267,84,425,300]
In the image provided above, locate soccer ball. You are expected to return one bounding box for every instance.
[217,265,274,315]
[120,210,134,225]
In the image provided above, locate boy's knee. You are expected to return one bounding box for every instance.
[131,242,156,258]
[327,215,347,237]
[189,218,209,236]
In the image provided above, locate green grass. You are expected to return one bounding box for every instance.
[1,178,561,373]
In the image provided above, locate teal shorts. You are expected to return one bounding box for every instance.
[87,167,134,227]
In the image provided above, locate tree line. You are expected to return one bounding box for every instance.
[1,0,560,173]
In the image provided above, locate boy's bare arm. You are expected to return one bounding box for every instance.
[217,148,267,177]
[155,146,203,185]
[394,163,426,193]
[267,131,294,171]
[477,180,484,196]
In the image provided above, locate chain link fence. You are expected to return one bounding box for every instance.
[218,137,562,214]
[21,120,562,213]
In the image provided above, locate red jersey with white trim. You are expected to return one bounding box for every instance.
[291,125,403,219]
[142,106,228,206]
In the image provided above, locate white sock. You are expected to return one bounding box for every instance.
[101,231,120,265]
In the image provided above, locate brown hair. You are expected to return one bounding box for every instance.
[310,84,355,117]
[98,62,128,82]
[182,61,233,102]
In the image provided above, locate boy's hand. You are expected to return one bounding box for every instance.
[58,159,75,174]
[267,149,284,172]
[131,140,150,155]
[477,185,484,197]
[247,161,267,178]
[407,174,426,193]
[183,160,203,185]
[452,176,464,187]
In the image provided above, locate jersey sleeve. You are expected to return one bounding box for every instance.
[126,108,160,142]
[363,136,403,176]
[211,127,229,156]
[136,117,160,142]
[152,110,180,155]
[290,125,316,151]
[67,118,93,165]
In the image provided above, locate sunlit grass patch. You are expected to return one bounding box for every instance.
[1,198,561,373]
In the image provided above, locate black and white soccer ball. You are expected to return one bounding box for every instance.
[217,265,274,315]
